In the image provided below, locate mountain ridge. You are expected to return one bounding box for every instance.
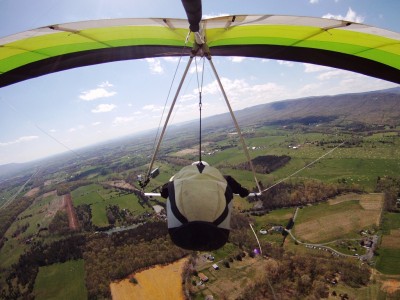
[1,87,399,177]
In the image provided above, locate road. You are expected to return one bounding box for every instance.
[64,193,79,230]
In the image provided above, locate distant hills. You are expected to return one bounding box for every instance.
[1,87,399,178]
[200,87,400,130]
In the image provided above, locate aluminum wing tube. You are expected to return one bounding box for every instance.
[181,0,202,32]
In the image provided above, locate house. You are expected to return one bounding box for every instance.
[198,273,209,282]
[212,264,219,270]
[204,254,215,261]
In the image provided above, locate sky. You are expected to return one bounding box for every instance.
[0,0,399,165]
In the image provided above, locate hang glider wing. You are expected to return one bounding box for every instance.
[1,15,399,87]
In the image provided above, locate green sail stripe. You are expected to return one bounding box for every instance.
[0,26,189,73]
[206,25,400,67]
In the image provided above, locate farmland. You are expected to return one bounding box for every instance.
[376,212,400,275]
[33,260,87,300]
[0,89,399,299]
[293,193,383,243]
[110,258,187,300]
[0,191,65,269]
[71,183,152,227]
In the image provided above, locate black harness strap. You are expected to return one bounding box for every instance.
[213,186,233,226]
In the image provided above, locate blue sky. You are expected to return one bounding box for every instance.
[0,0,399,165]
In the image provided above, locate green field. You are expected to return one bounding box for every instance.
[33,259,87,300]
[376,248,400,275]
[376,212,400,275]
[381,212,400,234]
[0,192,62,269]
[201,128,400,192]
[71,183,152,227]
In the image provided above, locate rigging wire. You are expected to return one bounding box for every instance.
[260,141,346,194]
[207,58,263,194]
[0,97,82,210]
[148,31,191,172]
[194,57,206,162]
[0,98,83,159]
[249,224,277,300]
[145,53,195,183]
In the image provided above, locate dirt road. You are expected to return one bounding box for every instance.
[64,193,79,230]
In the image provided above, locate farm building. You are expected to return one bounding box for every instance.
[212,264,219,270]
[152,205,164,214]
[198,272,209,282]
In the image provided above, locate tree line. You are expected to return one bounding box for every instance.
[237,155,291,174]
[375,176,400,212]
[84,221,188,298]
[0,196,33,250]
[2,235,86,299]
[256,180,363,210]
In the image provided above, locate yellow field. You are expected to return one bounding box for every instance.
[110,258,187,300]
[381,279,400,294]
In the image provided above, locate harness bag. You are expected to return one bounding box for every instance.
[167,165,233,250]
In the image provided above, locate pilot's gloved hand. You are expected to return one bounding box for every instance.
[239,187,250,198]
[160,183,169,199]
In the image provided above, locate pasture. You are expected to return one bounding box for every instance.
[376,212,400,275]
[376,248,400,275]
[292,193,383,243]
[200,127,400,192]
[0,192,64,269]
[33,259,87,300]
[71,183,152,227]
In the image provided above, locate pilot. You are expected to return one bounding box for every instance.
[161,161,249,250]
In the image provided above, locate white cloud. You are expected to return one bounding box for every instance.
[317,69,345,80]
[163,57,180,63]
[68,125,85,133]
[200,77,287,108]
[179,94,197,103]
[309,0,319,4]
[228,57,246,63]
[190,65,203,74]
[92,122,101,126]
[113,116,135,126]
[277,60,294,67]
[79,82,117,101]
[49,129,57,133]
[91,104,116,113]
[0,136,39,147]
[322,7,365,23]
[142,104,165,112]
[303,63,333,73]
[146,58,164,74]
[99,81,113,88]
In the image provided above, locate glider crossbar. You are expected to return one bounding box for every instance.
[207,57,262,194]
